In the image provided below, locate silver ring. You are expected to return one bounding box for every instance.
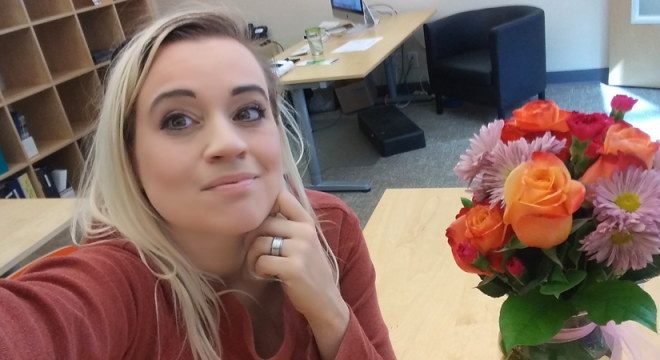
[270,237,284,257]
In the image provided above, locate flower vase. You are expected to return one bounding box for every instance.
[502,313,611,360]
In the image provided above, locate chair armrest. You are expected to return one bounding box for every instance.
[489,10,546,106]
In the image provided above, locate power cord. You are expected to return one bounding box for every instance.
[369,4,398,14]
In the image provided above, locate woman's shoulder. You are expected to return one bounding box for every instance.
[306,189,360,227]
[305,189,363,257]
[20,239,155,286]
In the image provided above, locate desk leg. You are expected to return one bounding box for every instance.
[290,88,371,193]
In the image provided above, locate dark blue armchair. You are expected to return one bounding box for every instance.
[423,6,546,118]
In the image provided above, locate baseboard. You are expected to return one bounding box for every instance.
[546,68,609,84]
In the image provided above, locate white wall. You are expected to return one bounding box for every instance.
[155,0,609,81]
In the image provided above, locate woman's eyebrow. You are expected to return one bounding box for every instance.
[150,89,196,111]
[232,85,267,98]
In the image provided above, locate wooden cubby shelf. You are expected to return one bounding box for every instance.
[116,0,154,38]
[0,28,52,104]
[34,143,84,192]
[0,108,29,182]
[22,0,74,23]
[0,0,29,34]
[9,87,74,162]
[0,0,152,198]
[33,16,95,84]
[78,5,125,65]
[57,71,102,140]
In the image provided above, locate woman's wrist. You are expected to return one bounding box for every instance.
[305,296,351,360]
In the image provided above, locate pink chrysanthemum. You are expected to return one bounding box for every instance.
[593,166,660,224]
[454,120,505,184]
[480,132,566,207]
[654,149,660,170]
[580,219,660,271]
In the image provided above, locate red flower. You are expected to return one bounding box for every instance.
[506,257,525,277]
[457,242,479,263]
[585,141,603,158]
[566,112,615,142]
[500,121,572,161]
[611,95,638,113]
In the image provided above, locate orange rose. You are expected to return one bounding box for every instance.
[447,204,510,275]
[512,100,572,133]
[503,152,585,248]
[603,122,659,168]
[580,152,648,186]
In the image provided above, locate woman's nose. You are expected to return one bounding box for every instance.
[203,115,249,161]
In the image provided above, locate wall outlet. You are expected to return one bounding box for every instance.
[407,51,419,68]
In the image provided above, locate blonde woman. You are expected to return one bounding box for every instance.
[0,10,395,360]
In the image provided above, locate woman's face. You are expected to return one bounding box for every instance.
[133,38,283,253]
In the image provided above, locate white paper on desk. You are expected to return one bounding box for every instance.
[332,38,383,53]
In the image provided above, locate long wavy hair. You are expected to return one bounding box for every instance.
[72,9,339,360]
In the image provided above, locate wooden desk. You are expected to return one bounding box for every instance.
[0,199,75,275]
[363,188,660,360]
[274,10,435,193]
[276,10,436,85]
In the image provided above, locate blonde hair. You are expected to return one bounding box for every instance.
[72,9,338,360]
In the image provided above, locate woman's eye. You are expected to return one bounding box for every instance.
[235,106,265,122]
[161,113,194,130]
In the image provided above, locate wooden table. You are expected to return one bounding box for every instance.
[0,199,75,275]
[274,10,435,193]
[363,188,660,360]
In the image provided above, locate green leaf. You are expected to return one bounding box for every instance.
[542,247,563,268]
[496,235,528,252]
[570,137,590,157]
[500,290,577,352]
[570,218,591,235]
[621,254,660,283]
[567,238,583,268]
[572,280,658,332]
[540,270,587,298]
[477,276,510,298]
[461,197,474,208]
[549,265,568,283]
[517,255,555,295]
[472,253,491,272]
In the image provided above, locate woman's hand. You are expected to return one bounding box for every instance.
[245,190,349,359]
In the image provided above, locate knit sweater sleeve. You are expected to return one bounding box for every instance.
[0,243,157,359]
[332,207,397,360]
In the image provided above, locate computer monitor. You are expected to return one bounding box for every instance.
[331,0,379,34]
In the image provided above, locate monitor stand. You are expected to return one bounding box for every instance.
[345,2,379,35]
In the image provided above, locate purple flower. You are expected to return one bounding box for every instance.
[580,219,660,271]
[592,166,660,224]
[454,120,504,184]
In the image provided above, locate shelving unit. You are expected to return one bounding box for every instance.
[0,0,154,197]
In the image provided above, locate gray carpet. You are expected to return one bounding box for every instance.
[23,83,660,265]
[311,83,660,226]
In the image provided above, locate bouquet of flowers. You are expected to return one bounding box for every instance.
[448,95,660,358]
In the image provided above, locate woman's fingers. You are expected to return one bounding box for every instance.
[249,216,314,240]
[254,253,298,280]
[275,190,314,225]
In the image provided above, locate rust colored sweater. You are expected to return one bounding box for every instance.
[0,191,396,360]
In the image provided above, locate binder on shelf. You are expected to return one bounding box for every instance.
[0,148,8,175]
[0,181,21,199]
[0,72,6,92]
[51,168,76,198]
[10,112,39,159]
[16,173,38,199]
[35,165,60,198]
